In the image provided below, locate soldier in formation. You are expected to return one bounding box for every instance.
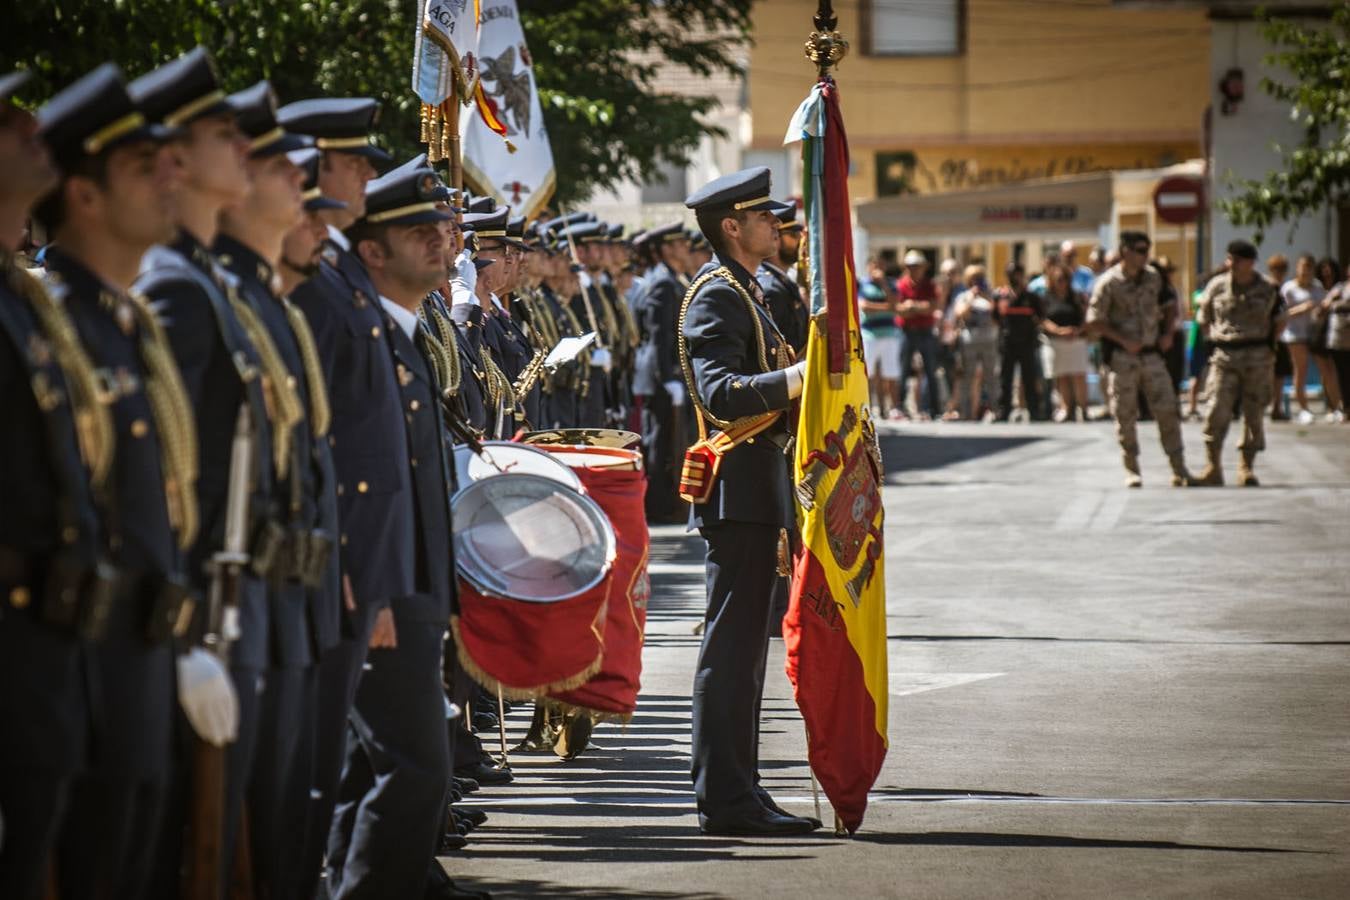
[0,39,824,900]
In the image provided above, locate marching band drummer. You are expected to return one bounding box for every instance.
[679,167,818,837]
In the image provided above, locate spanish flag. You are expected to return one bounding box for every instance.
[782,79,888,835]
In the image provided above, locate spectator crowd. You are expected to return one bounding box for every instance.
[859,239,1350,428]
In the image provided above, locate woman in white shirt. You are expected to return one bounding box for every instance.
[1280,254,1326,424]
[953,265,998,420]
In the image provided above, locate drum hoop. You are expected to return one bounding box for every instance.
[454,473,617,603]
[454,440,584,495]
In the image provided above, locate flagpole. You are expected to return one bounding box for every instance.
[806,1,849,80]
[447,69,464,193]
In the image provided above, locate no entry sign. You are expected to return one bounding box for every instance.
[1153,176,1205,226]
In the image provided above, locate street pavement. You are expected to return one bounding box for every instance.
[445,418,1350,899]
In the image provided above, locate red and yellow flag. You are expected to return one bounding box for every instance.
[782,79,888,835]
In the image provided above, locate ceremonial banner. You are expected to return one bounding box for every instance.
[411,0,478,160]
[459,0,556,217]
[781,80,888,835]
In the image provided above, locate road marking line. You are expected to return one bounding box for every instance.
[888,672,1005,697]
[1053,491,1102,531]
[1089,490,1129,532]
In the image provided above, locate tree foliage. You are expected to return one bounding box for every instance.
[1221,4,1350,243]
[0,0,751,206]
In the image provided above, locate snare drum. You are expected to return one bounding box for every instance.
[453,441,583,495]
[454,473,614,602]
[452,473,617,697]
[522,428,642,450]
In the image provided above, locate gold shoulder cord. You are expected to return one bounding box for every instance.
[128,293,200,549]
[613,287,640,350]
[482,352,513,416]
[280,296,331,437]
[676,266,773,434]
[4,255,115,490]
[228,290,303,478]
[419,304,462,397]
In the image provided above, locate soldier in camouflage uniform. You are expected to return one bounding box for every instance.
[1087,231,1191,487]
[1194,240,1285,486]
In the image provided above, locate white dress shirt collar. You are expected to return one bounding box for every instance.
[379,296,419,340]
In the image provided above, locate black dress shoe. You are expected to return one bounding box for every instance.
[425,866,492,900]
[455,761,514,786]
[458,808,488,827]
[439,832,468,852]
[755,786,823,830]
[454,776,480,794]
[449,786,463,804]
[700,809,820,837]
[471,710,498,732]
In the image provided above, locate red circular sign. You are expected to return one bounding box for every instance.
[1153,176,1206,226]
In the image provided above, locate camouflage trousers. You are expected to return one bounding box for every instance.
[1202,346,1273,454]
[1106,351,1183,458]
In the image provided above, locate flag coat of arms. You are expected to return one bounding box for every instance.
[782,80,889,835]
[459,0,556,217]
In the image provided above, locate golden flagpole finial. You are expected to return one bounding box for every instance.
[805,0,849,78]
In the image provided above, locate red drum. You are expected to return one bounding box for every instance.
[452,474,616,698]
[534,444,650,718]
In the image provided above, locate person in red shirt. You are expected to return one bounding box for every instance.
[895,249,944,419]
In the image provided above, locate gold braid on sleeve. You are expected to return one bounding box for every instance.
[280,296,331,437]
[228,292,303,478]
[129,293,199,549]
[5,256,115,492]
[614,289,639,351]
[420,304,462,397]
[482,352,513,415]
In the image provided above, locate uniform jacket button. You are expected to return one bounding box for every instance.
[370,326,381,339]
[9,586,31,609]
[357,481,369,493]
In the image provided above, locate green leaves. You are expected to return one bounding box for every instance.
[2,0,750,206]
[1221,4,1350,243]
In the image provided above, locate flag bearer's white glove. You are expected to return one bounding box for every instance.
[664,380,687,407]
[450,250,477,306]
[590,347,613,372]
[177,648,239,747]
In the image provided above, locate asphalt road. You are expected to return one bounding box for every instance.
[444,418,1350,899]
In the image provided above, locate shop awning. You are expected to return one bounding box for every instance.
[855,171,1115,241]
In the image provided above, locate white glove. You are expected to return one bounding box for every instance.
[590,347,613,372]
[177,648,239,747]
[785,360,808,399]
[450,250,477,307]
[663,379,687,407]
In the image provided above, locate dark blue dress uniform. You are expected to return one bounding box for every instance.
[34,63,197,894]
[0,245,106,900]
[561,222,614,426]
[681,167,816,836]
[279,96,415,900]
[321,162,456,899]
[757,260,808,357]
[449,294,502,436]
[633,224,689,520]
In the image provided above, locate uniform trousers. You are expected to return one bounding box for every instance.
[294,603,379,900]
[0,608,87,900]
[57,603,174,900]
[326,612,450,899]
[640,388,679,520]
[691,520,781,828]
[1107,351,1183,459]
[1202,346,1274,454]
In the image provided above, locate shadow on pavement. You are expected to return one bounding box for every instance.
[460,824,831,865]
[851,831,1318,853]
[463,880,723,900]
[878,432,1043,474]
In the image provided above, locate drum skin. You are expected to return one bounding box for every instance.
[541,447,651,718]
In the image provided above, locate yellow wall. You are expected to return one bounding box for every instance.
[750,0,1211,201]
